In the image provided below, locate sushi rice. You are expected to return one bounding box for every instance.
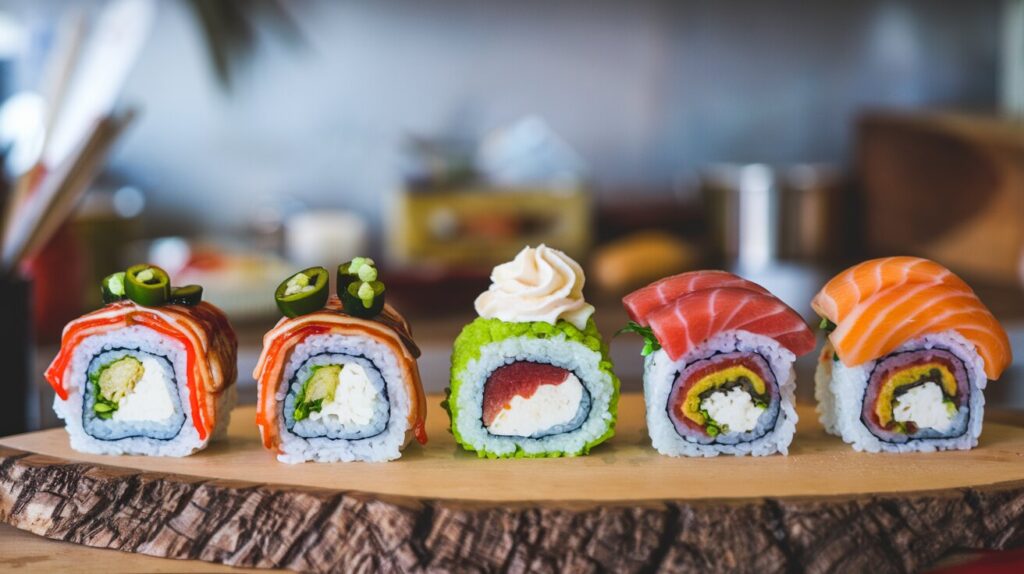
[815,330,986,453]
[644,330,798,457]
[447,317,619,458]
[273,333,411,463]
[53,325,236,457]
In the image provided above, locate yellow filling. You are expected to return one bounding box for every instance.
[98,357,145,404]
[681,365,766,426]
[875,362,957,428]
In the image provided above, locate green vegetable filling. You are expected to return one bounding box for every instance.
[293,364,342,421]
[698,408,723,435]
[89,356,144,419]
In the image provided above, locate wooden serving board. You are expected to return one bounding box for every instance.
[1,394,1023,573]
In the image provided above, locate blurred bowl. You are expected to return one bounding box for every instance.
[285,210,369,269]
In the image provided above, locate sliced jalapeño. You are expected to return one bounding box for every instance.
[124,264,171,306]
[275,267,330,318]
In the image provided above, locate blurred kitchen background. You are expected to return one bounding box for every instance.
[1,0,1023,434]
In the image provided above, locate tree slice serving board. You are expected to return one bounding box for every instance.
[1,394,1023,573]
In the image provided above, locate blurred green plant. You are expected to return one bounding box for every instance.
[184,0,305,90]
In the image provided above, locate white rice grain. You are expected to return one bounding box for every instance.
[271,333,411,463]
[451,334,615,457]
[815,330,986,453]
[53,325,233,456]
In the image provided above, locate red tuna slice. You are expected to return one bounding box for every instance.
[482,362,572,427]
[623,270,771,326]
[647,287,815,361]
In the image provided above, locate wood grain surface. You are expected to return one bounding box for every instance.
[1,395,1023,573]
[0,523,276,573]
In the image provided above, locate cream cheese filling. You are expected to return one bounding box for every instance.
[112,356,176,423]
[892,382,954,432]
[700,387,764,433]
[309,363,381,426]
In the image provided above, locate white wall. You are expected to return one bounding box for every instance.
[1,0,1003,234]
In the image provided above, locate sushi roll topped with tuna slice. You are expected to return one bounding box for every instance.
[447,245,620,458]
[255,260,427,463]
[622,270,815,456]
[45,266,237,456]
[812,257,1011,453]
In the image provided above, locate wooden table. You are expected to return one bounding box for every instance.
[2,395,1023,573]
[0,523,274,572]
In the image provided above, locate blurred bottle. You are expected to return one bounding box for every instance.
[779,164,842,261]
[28,184,144,342]
[702,163,779,271]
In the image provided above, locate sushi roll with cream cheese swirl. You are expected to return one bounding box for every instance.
[446,245,620,458]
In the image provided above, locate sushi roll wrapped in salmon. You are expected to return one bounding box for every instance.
[622,271,815,456]
[255,259,427,463]
[45,265,237,456]
[446,245,620,458]
[812,257,1011,453]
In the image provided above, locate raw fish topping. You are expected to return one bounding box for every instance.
[623,270,770,326]
[812,257,1010,379]
[622,271,814,361]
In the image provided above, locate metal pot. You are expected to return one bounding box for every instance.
[701,163,841,269]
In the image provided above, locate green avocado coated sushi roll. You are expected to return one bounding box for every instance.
[444,245,619,458]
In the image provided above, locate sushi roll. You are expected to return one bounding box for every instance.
[254,259,427,463]
[45,266,237,456]
[446,245,619,458]
[812,257,1012,453]
[622,271,815,456]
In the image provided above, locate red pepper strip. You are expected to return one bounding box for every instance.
[45,315,126,400]
[255,325,330,450]
[414,421,428,445]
